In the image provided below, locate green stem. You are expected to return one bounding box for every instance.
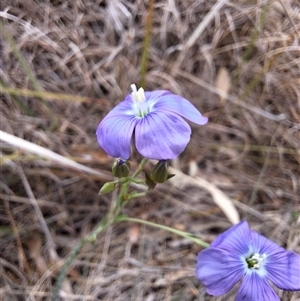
[51,217,111,301]
[1,21,40,92]
[52,159,149,300]
[1,22,54,117]
[116,216,210,248]
[0,79,34,116]
[0,86,104,104]
[132,158,148,178]
[128,192,147,199]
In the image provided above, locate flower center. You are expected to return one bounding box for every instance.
[246,253,267,269]
[131,84,149,117]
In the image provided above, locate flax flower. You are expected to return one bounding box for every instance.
[196,221,300,301]
[96,84,208,160]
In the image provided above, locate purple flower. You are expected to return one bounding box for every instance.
[196,221,300,301]
[96,84,208,160]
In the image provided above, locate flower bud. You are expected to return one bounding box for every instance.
[112,159,130,178]
[98,181,117,195]
[151,160,174,183]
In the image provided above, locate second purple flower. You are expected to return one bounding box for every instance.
[96,84,208,160]
[196,221,300,301]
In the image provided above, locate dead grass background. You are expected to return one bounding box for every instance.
[0,0,299,300]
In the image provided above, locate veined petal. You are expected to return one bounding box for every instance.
[143,90,172,115]
[145,90,171,103]
[103,96,135,118]
[249,229,300,290]
[265,248,300,291]
[210,221,252,257]
[196,248,245,296]
[152,93,208,125]
[96,115,137,159]
[235,273,279,301]
[134,111,191,160]
[250,230,282,256]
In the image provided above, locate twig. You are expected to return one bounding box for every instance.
[171,0,228,76]
[140,0,155,87]
[0,131,111,179]
[179,70,286,121]
[13,163,59,262]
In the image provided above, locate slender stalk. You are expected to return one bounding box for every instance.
[1,21,55,123]
[52,217,111,301]
[51,239,85,301]
[1,21,40,92]
[0,86,107,104]
[52,159,148,300]
[116,216,210,248]
[0,79,34,116]
[132,158,148,178]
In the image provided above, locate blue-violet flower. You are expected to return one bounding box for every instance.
[96,84,208,160]
[196,221,300,301]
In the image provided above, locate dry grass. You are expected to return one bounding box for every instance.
[1,0,299,300]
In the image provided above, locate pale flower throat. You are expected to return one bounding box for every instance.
[246,253,267,269]
[131,84,149,117]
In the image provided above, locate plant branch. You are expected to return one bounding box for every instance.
[116,216,210,248]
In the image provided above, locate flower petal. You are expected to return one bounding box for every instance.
[145,90,171,103]
[265,248,300,291]
[96,115,137,159]
[134,111,191,160]
[210,221,252,257]
[102,97,135,117]
[235,273,280,301]
[152,93,208,125]
[196,248,245,296]
[249,229,300,290]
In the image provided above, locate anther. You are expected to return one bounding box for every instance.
[131,84,145,103]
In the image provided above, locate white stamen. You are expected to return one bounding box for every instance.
[131,83,145,103]
[247,253,267,269]
[131,84,137,94]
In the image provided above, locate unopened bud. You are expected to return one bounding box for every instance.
[151,160,172,183]
[99,181,117,195]
[112,159,130,178]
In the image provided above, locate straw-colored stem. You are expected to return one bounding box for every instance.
[139,0,155,87]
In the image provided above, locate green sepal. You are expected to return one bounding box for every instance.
[167,174,175,180]
[145,172,157,191]
[98,181,117,195]
[151,160,169,183]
